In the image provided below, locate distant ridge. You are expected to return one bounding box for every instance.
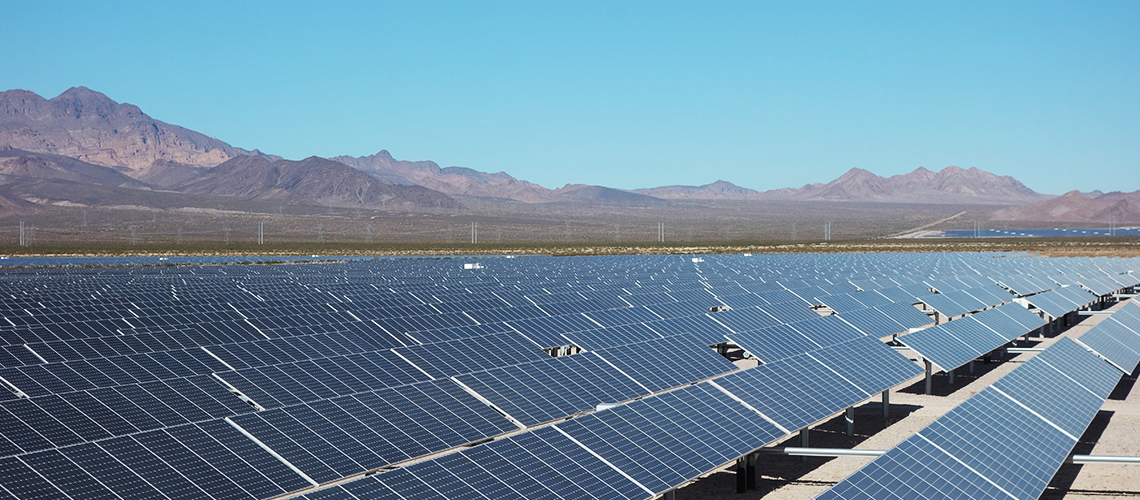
[632,180,759,200]
[992,190,1140,223]
[635,166,1049,205]
[332,151,556,203]
[768,166,1049,204]
[172,155,463,209]
[0,147,151,189]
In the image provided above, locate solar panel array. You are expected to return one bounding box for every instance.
[0,252,1135,500]
[817,337,1123,500]
[899,303,1047,372]
[294,336,922,500]
[1024,286,1099,318]
[1077,301,1140,373]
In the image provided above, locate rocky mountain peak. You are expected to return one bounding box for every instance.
[0,87,274,177]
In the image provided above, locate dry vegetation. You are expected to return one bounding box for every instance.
[2,200,1137,258]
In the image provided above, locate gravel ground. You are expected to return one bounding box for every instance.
[674,299,1140,500]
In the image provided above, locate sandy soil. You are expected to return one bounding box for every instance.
[674,299,1140,500]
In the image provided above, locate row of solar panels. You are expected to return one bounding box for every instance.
[2,253,1124,333]
[293,336,924,500]
[1024,285,1101,319]
[818,323,1128,500]
[0,271,1120,370]
[1074,301,1140,374]
[0,330,743,500]
[900,302,1047,373]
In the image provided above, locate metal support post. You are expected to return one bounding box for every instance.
[968,360,974,374]
[746,453,757,490]
[663,489,676,500]
[948,368,954,385]
[800,428,810,461]
[845,407,855,436]
[882,390,890,419]
[924,359,933,395]
[735,457,747,493]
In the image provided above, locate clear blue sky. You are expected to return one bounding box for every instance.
[2,1,1137,194]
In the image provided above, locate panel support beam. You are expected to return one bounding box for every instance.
[757,447,884,457]
[757,449,1140,464]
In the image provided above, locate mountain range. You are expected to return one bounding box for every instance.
[0,86,1086,217]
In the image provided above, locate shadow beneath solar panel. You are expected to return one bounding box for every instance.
[1041,410,1117,499]
[751,402,923,495]
[1107,367,1138,401]
[896,354,1018,397]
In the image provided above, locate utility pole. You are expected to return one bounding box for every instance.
[19,221,24,247]
[658,222,665,243]
[471,222,478,244]
[130,226,138,246]
[258,222,264,245]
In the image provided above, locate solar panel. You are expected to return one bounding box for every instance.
[916,293,971,318]
[873,302,933,329]
[836,307,907,338]
[815,293,869,314]
[727,323,821,363]
[714,337,918,433]
[900,308,1035,373]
